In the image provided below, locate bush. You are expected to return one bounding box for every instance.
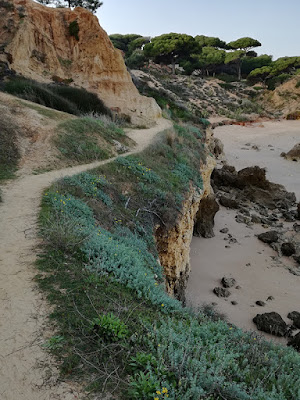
[0,113,20,180]
[1,77,111,116]
[69,20,79,41]
[91,312,129,342]
[295,80,300,89]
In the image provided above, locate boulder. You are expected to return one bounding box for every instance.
[284,143,300,161]
[219,195,239,209]
[287,311,300,329]
[253,312,288,337]
[256,301,266,307]
[213,287,231,298]
[194,194,219,238]
[288,332,300,352]
[221,277,236,288]
[281,242,296,257]
[257,231,279,244]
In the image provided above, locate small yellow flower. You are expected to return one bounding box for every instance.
[253,338,257,340]
[156,391,161,395]
[162,388,168,394]
[161,304,164,307]
[154,398,159,400]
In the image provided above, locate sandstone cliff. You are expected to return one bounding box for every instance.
[263,77,300,117]
[0,0,161,125]
[155,155,216,302]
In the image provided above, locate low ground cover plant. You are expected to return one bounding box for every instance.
[38,123,300,399]
[53,116,132,163]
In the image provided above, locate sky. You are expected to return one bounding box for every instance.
[96,0,300,60]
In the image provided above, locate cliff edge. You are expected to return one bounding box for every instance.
[0,0,161,125]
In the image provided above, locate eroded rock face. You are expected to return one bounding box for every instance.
[212,165,296,210]
[194,193,219,238]
[155,157,216,302]
[0,0,161,125]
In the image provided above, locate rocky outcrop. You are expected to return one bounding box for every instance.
[155,156,216,302]
[284,143,300,161]
[253,312,288,337]
[194,193,219,238]
[0,0,161,125]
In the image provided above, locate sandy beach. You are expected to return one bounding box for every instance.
[187,120,300,341]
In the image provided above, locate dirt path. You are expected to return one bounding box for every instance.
[0,118,172,400]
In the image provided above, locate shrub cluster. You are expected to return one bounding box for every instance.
[1,77,111,116]
[0,112,20,180]
[38,123,300,399]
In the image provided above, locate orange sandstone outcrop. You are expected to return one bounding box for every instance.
[155,156,216,302]
[0,0,161,125]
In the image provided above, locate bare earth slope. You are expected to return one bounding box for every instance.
[0,118,172,400]
[0,0,161,126]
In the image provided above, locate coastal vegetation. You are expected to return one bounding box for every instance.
[110,33,300,88]
[38,118,300,399]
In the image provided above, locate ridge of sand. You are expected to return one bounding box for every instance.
[0,118,172,400]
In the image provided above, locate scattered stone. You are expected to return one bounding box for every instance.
[298,202,300,220]
[287,311,300,329]
[288,332,300,352]
[231,301,238,305]
[246,263,251,267]
[257,231,279,244]
[280,152,286,158]
[220,227,229,234]
[221,277,236,288]
[267,296,274,301]
[256,300,266,307]
[252,145,260,151]
[284,143,300,161]
[293,255,300,265]
[245,143,251,146]
[213,287,231,298]
[229,237,238,244]
[293,223,300,232]
[253,312,288,337]
[281,242,296,257]
[235,214,251,224]
[112,140,129,153]
[225,245,231,248]
[251,214,262,224]
[235,285,241,290]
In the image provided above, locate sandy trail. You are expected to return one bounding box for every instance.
[0,118,172,400]
[187,120,300,341]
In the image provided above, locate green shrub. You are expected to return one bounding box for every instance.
[295,80,300,89]
[69,20,79,41]
[0,113,20,180]
[91,312,129,342]
[1,77,111,116]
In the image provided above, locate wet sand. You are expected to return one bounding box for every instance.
[187,120,300,340]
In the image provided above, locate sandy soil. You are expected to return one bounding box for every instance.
[187,120,300,341]
[214,120,300,200]
[0,118,172,400]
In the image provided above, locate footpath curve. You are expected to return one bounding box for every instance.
[0,118,172,400]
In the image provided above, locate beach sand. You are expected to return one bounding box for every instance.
[187,120,300,341]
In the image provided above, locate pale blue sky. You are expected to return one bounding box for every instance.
[96,0,299,60]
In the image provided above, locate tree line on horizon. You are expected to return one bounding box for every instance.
[110,33,300,88]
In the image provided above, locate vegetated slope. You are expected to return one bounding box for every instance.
[262,76,300,118]
[37,120,300,399]
[0,91,134,177]
[0,117,171,400]
[131,67,268,123]
[0,0,160,125]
